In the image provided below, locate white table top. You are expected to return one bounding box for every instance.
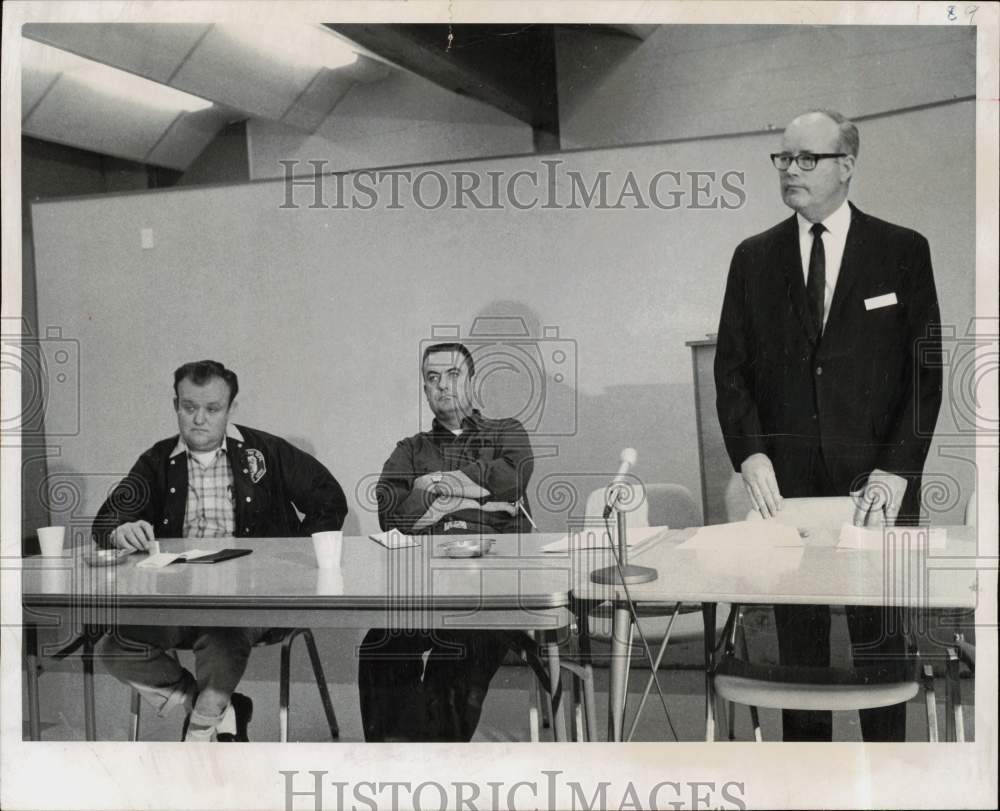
[21,532,584,630]
[573,525,980,609]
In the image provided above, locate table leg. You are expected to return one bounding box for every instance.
[608,604,632,742]
[24,624,41,741]
[82,632,97,741]
[545,639,567,742]
[702,603,717,742]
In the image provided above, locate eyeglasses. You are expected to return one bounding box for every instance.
[770,152,847,171]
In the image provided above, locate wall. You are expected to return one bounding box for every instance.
[19,137,179,552]
[246,68,534,180]
[29,99,975,538]
[556,25,976,148]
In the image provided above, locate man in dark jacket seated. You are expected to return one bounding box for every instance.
[359,342,534,741]
[94,360,347,741]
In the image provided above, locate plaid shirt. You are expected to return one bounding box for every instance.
[182,445,236,538]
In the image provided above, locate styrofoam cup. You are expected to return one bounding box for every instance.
[38,526,66,557]
[311,531,343,569]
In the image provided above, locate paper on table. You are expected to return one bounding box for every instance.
[136,549,214,568]
[838,524,947,551]
[369,530,421,549]
[674,520,803,550]
[541,525,668,553]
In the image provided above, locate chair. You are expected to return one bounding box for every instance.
[576,483,732,741]
[126,628,339,742]
[709,497,940,741]
[941,489,977,742]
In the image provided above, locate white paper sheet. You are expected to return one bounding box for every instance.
[837,524,947,551]
[540,524,669,553]
[135,549,214,568]
[674,520,804,550]
[369,529,421,549]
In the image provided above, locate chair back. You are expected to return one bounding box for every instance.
[583,486,649,529]
[646,483,702,528]
[745,497,854,532]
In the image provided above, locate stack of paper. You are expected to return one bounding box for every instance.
[369,530,421,549]
[136,549,216,569]
[838,524,947,551]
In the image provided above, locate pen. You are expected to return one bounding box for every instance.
[516,497,538,529]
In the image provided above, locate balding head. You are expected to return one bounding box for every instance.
[777,110,857,222]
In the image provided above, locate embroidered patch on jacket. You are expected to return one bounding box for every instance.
[245,448,266,483]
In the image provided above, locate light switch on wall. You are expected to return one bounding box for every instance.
[141,228,154,249]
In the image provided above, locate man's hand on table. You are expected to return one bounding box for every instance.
[740,453,784,519]
[110,520,155,552]
[852,469,907,527]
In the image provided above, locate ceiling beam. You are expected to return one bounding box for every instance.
[326,23,559,139]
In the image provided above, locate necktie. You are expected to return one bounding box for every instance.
[807,222,826,333]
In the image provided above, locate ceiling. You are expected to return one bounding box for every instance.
[20,23,654,172]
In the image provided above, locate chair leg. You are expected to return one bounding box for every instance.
[129,689,142,742]
[527,671,541,742]
[570,669,585,742]
[301,630,339,740]
[25,625,41,741]
[279,634,293,743]
[82,635,97,742]
[583,664,597,742]
[545,640,567,742]
[736,621,762,741]
[922,664,939,743]
[703,603,717,742]
[945,647,964,742]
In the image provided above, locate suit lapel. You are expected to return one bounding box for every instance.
[775,215,819,345]
[825,202,867,333]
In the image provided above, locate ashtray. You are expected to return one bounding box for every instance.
[438,538,495,558]
[83,548,133,567]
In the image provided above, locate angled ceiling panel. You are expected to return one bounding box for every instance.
[24,76,182,166]
[170,26,319,120]
[21,71,58,120]
[280,70,356,132]
[22,23,210,84]
[146,107,237,170]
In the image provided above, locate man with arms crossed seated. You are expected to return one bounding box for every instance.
[359,342,534,741]
[94,360,348,741]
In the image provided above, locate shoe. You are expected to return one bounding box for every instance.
[217,693,253,742]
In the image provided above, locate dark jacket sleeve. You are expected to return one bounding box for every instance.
[376,439,434,534]
[715,241,767,471]
[91,450,160,549]
[457,419,534,502]
[272,436,348,534]
[874,232,942,476]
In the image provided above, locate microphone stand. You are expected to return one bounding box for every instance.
[590,487,658,585]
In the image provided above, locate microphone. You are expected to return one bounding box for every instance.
[603,447,638,518]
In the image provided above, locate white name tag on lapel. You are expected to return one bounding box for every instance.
[865,292,898,310]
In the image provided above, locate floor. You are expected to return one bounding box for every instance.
[23,611,976,743]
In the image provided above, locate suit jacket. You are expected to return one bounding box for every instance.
[92,424,348,546]
[714,203,942,516]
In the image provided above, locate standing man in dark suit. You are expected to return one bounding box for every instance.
[714,110,942,741]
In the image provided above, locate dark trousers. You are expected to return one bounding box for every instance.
[773,604,908,741]
[358,628,514,742]
[775,447,910,742]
